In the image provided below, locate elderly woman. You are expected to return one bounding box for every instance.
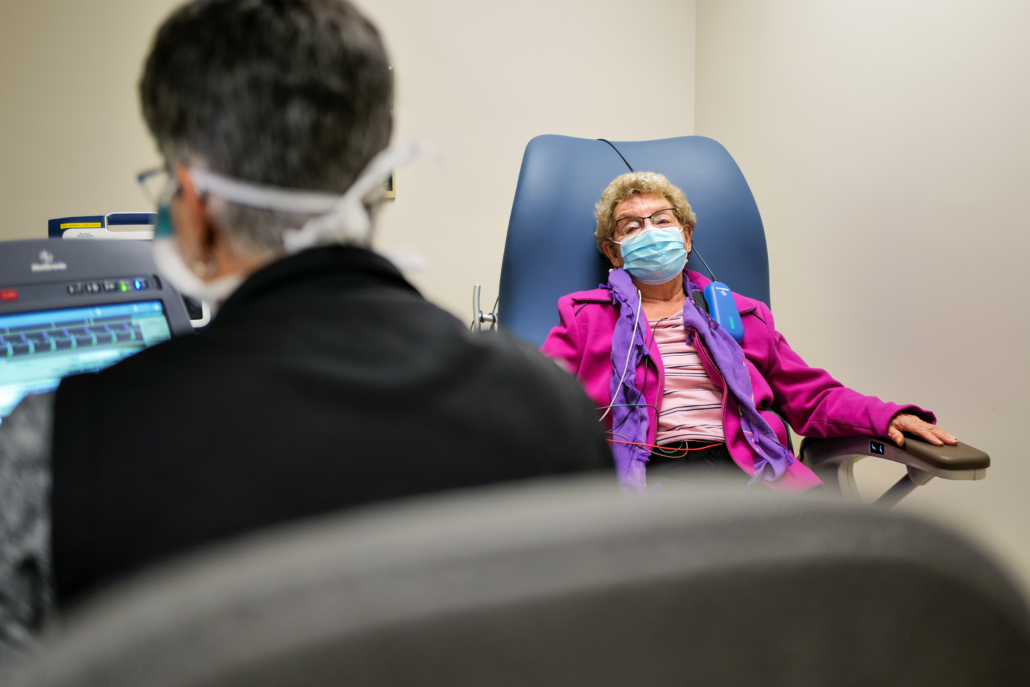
[542,172,956,491]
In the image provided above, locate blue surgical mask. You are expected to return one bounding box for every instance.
[617,227,688,285]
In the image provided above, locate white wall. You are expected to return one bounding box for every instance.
[696,0,1030,587]
[0,0,697,320]
[0,0,182,236]
[355,0,696,319]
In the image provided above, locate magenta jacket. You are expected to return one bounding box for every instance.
[541,269,935,491]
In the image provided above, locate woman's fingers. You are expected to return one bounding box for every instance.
[885,426,902,449]
[930,425,959,446]
[888,413,959,448]
[887,423,906,447]
[888,413,914,446]
[913,424,945,446]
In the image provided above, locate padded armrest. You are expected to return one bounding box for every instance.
[900,435,990,473]
[799,435,989,503]
[800,435,989,481]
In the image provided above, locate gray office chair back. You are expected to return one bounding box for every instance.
[15,477,1030,687]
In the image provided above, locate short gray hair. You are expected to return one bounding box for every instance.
[140,0,393,252]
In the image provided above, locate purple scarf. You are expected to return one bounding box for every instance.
[606,268,794,491]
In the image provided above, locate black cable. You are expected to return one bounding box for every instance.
[597,139,635,173]
[691,247,718,282]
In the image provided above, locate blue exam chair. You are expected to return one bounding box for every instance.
[496,134,988,504]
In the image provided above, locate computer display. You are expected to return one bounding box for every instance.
[0,300,172,420]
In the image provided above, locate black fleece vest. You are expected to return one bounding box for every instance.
[51,246,611,603]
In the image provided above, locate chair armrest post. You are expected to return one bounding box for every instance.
[798,449,862,500]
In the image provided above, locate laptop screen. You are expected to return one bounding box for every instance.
[0,300,172,420]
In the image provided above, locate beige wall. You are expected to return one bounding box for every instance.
[0,0,697,321]
[357,0,696,319]
[0,1,182,236]
[696,0,1030,586]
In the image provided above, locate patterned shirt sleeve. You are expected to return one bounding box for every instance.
[0,392,55,674]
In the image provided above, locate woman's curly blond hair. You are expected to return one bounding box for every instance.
[594,171,697,255]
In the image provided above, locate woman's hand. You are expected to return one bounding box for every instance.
[887,413,957,447]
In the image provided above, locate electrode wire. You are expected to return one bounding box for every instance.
[598,289,642,423]
[610,438,726,454]
[604,306,665,434]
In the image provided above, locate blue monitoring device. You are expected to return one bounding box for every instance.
[703,282,744,343]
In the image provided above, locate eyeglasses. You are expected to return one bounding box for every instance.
[614,208,680,237]
[136,167,176,206]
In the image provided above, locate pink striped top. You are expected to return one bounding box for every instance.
[648,312,725,443]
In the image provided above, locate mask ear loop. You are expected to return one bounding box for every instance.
[162,172,220,277]
[152,172,245,305]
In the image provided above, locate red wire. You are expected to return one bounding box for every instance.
[608,439,725,453]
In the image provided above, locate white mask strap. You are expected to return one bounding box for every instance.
[184,140,434,253]
[284,141,427,253]
[151,239,243,305]
[189,170,340,214]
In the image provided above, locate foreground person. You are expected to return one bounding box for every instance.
[542,171,954,491]
[0,0,611,667]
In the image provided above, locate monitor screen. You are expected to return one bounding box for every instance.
[0,300,172,420]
